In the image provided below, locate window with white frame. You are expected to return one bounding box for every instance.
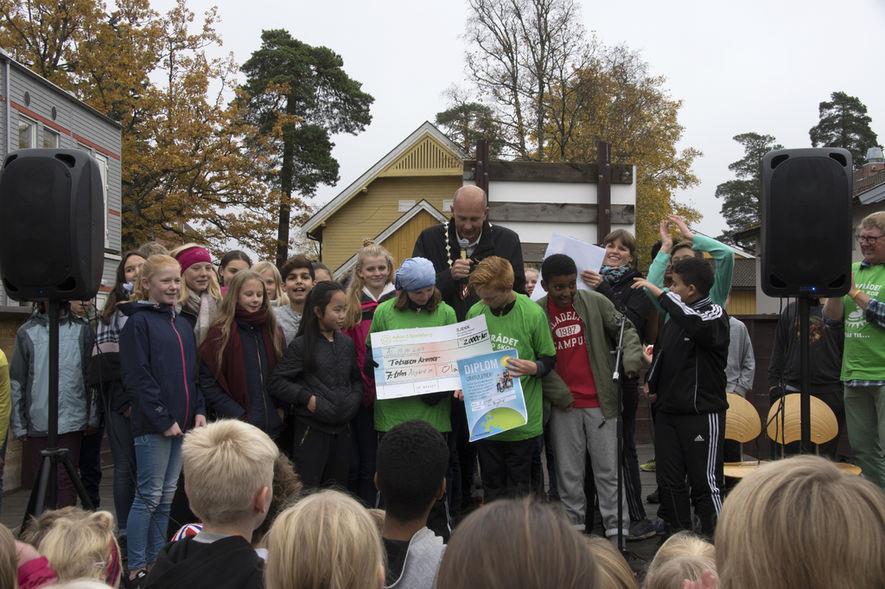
[94,153,110,247]
[18,117,37,149]
[79,144,110,247]
[42,127,60,149]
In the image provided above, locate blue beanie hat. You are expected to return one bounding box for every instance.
[395,257,436,292]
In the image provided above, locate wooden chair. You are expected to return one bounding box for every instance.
[766,393,862,476]
[723,392,766,479]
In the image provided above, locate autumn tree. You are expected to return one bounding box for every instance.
[715,132,783,235]
[0,0,103,86]
[0,0,280,256]
[809,91,879,166]
[542,46,701,265]
[241,29,373,266]
[435,88,503,157]
[464,0,589,159]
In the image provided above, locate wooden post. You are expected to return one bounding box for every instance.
[596,140,611,243]
[475,139,490,197]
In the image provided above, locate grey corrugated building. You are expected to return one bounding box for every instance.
[0,49,122,308]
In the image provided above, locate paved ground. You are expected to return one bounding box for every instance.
[2,441,663,574]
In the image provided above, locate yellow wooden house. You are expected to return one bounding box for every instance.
[303,122,466,276]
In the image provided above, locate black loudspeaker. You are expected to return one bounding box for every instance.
[0,149,105,301]
[761,148,853,298]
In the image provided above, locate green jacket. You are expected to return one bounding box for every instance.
[537,290,643,420]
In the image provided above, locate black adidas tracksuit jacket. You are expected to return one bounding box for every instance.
[648,291,730,536]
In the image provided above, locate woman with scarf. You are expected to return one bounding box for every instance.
[199,270,286,438]
[170,244,222,344]
[580,229,658,541]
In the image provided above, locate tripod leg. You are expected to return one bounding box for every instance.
[21,454,53,530]
[60,451,94,510]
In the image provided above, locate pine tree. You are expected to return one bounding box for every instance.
[809,91,879,166]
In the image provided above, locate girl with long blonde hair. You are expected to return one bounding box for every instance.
[264,490,384,589]
[254,261,289,307]
[342,242,395,504]
[198,270,285,438]
[120,255,206,580]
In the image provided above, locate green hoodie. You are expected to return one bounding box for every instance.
[537,290,644,420]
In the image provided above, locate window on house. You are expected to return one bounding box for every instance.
[18,117,37,149]
[94,153,110,248]
[42,127,60,149]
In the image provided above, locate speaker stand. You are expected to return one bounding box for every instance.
[798,296,812,453]
[21,300,93,531]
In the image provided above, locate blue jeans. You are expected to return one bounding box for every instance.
[127,434,183,569]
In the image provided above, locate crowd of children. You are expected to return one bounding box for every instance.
[0,208,883,589]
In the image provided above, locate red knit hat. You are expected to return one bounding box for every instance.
[175,246,212,272]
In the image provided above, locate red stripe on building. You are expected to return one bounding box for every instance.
[10,100,121,161]
[108,208,121,217]
[72,132,121,161]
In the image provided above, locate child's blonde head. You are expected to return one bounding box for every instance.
[182,419,279,526]
[715,455,885,589]
[207,270,284,368]
[344,242,394,328]
[584,537,636,589]
[0,524,16,589]
[37,510,121,587]
[644,555,716,589]
[168,242,222,303]
[20,506,91,547]
[264,490,383,589]
[131,255,179,301]
[647,532,715,576]
[254,261,289,307]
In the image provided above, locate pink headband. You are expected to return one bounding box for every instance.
[175,247,212,272]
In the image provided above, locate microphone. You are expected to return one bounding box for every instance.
[458,238,470,260]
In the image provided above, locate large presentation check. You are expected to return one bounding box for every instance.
[370,315,493,400]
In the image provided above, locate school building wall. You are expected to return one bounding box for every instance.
[320,175,460,271]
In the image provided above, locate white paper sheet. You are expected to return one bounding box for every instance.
[530,233,606,301]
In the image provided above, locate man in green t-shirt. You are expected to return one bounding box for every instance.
[465,256,556,502]
[823,211,885,489]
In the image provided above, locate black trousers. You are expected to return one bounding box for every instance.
[292,419,352,489]
[655,411,724,537]
[621,377,646,521]
[477,436,539,503]
[451,401,477,512]
[347,404,378,506]
[79,424,105,508]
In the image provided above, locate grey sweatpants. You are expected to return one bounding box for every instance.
[550,406,628,537]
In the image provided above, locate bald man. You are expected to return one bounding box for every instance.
[413,185,526,321]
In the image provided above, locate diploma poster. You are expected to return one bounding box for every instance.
[371,315,493,400]
[457,349,528,441]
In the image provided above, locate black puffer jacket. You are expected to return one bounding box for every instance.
[268,332,362,433]
[594,267,652,342]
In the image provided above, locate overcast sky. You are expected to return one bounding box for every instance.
[154,0,885,237]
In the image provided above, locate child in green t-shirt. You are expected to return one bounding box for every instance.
[369,257,457,434]
[368,257,457,540]
[466,256,556,501]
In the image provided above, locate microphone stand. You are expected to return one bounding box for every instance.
[611,309,628,553]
